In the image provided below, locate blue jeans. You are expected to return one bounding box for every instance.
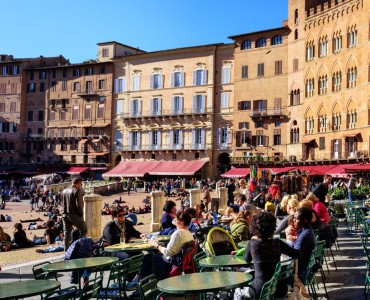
[348,190,355,204]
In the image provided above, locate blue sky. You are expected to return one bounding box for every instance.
[2,1,287,63]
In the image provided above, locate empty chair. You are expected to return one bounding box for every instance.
[124,253,145,297]
[79,275,103,300]
[138,274,164,300]
[32,261,57,280]
[99,259,129,300]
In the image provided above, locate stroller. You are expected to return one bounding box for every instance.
[203,227,238,256]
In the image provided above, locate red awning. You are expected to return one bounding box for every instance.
[299,165,335,176]
[221,168,250,178]
[102,161,161,178]
[90,167,108,171]
[327,164,353,178]
[66,167,88,175]
[270,167,296,174]
[344,164,370,173]
[148,160,208,176]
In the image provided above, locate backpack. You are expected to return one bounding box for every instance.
[65,237,94,260]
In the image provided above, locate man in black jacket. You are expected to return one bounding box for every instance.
[62,177,87,250]
[102,209,144,260]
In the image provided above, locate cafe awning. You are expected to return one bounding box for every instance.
[148,160,208,176]
[102,161,161,178]
[270,167,296,174]
[344,164,370,173]
[221,168,250,178]
[66,167,88,175]
[327,164,353,178]
[299,165,335,176]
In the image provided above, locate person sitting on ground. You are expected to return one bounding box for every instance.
[11,223,34,249]
[102,209,145,260]
[230,210,253,243]
[0,226,11,251]
[34,219,62,245]
[264,193,276,213]
[233,211,300,300]
[141,211,195,280]
[159,200,177,235]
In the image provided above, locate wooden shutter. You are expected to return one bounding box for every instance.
[330,140,334,159]
[302,144,307,161]
[338,139,342,158]
[236,131,241,147]
[238,102,242,110]
[252,136,257,147]
[345,139,349,157]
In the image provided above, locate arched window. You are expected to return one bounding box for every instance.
[347,25,358,48]
[306,41,315,61]
[333,32,342,53]
[241,40,251,50]
[294,9,299,24]
[305,117,314,134]
[305,78,314,97]
[347,67,357,88]
[271,35,282,45]
[290,128,300,144]
[290,89,300,105]
[347,109,357,128]
[319,36,328,57]
[318,75,328,95]
[256,37,266,48]
[318,114,328,132]
[332,71,342,92]
[332,113,341,130]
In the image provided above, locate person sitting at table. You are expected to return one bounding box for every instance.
[275,198,299,236]
[102,208,145,260]
[222,206,235,220]
[159,200,177,235]
[275,194,290,219]
[11,223,34,249]
[234,211,300,300]
[142,211,195,280]
[299,198,324,231]
[264,193,276,213]
[236,194,258,214]
[184,207,200,234]
[308,193,330,225]
[230,210,252,244]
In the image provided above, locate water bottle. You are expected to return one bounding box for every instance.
[212,211,218,226]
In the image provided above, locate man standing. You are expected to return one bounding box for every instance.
[62,177,87,250]
[345,174,357,204]
[294,207,316,282]
[313,174,332,206]
[226,178,236,207]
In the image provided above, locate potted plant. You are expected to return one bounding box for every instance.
[333,202,346,218]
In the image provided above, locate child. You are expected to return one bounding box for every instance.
[264,193,276,213]
[285,215,298,246]
[222,207,235,220]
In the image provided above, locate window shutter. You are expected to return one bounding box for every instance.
[330,140,334,159]
[171,73,174,87]
[179,97,183,112]
[180,72,184,86]
[179,130,183,144]
[192,129,195,148]
[264,136,269,147]
[138,100,142,116]
[193,71,197,85]
[338,139,342,158]
[252,136,257,147]
[158,131,161,146]
[130,100,133,117]
[158,98,162,113]
[217,128,221,144]
[128,132,132,147]
[150,98,153,115]
[137,132,141,147]
[150,75,154,89]
[227,128,231,143]
[170,130,173,147]
[193,96,197,113]
[171,96,175,114]
[159,75,164,88]
[114,79,118,93]
[201,95,205,112]
[263,100,267,109]
[238,102,242,110]
[202,70,207,85]
[302,144,307,160]
[201,129,205,145]
[149,131,153,147]
[345,139,349,157]
[236,131,241,147]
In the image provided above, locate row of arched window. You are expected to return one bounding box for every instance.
[240,35,282,50]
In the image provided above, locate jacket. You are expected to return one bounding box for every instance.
[62,185,83,217]
[230,219,250,243]
[102,219,141,245]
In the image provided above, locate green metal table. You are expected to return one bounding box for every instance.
[104,240,155,253]
[42,257,118,289]
[199,254,252,268]
[0,279,60,299]
[157,271,253,296]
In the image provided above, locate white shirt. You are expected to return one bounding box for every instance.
[160,229,194,259]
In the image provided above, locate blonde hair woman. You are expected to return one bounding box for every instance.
[275,198,300,235]
[275,194,290,218]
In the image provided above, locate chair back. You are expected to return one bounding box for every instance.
[360,234,370,262]
[44,286,77,300]
[100,259,130,299]
[258,262,281,300]
[138,274,163,300]
[128,253,145,277]
[79,275,103,300]
[193,251,207,273]
[278,258,295,281]
[314,240,326,262]
[204,227,238,256]
[32,261,56,280]
[169,240,197,277]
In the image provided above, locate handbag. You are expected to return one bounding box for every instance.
[288,260,311,300]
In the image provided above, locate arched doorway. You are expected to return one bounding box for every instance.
[217,153,230,177]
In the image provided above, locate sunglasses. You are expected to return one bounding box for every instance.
[117,214,125,217]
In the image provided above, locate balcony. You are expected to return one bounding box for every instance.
[77,89,100,97]
[23,133,43,140]
[114,142,212,152]
[248,108,288,119]
[117,107,212,120]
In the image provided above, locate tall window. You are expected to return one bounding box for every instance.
[318,115,328,132]
[115,78,125,93]
[171,96,183,114]
[305,78,314,97]
[220,92,230,109]
[193,95,205,113]
[275,61,282,75]
[332,113,341,130]
[84,105,91,120]
[221,63,231,84]
[192,128,205,149]
[98,79,106,90]
[290,90,300,105]
[294,9,299,24]
[273,129,281,145]
[133,75,140,91]
[149,130,160,149]
[318,75,328,95]
[305,117,314,134]
[129,131,140,150]
[150,73,163,89]
[333,33,342,53]
[171,71,184,87]
[240,131,251,145]
[97,104,104,119]
[73,82,80,92]
[271,35,282,45]
[218,127,230,148]
[130,99,141,117]
[170,129,182,149]
[332,71,342,91]
[256,37,266,48]
[256,130,265,146]
[306,42,315,61]
[257,63,264,77]
[102,48,109,57]
[150,98,161,116]
[348,26,358,47]
[193,69,207,85]
[241,65,248,78]
[238,101,251,110]
[62,81,67,91]
[319,36,328,57]
[347,109,357,128]
[347,67,357,88]
[241,40,251,50]
[72,105,79,120]
[290,128,299,144]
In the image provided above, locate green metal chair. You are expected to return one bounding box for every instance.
[99,259,130,300]
[138,274,164,300]
[274,258,295,300]
[313,240,329,299]
[252,262,281,300]
[124,253,145,299]
[79,275,103,300]
[193,251,207,273]
[44,286,78,300]
[32,261,57,280]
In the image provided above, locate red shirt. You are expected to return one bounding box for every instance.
[313,201,330,225]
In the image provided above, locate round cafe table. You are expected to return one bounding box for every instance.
[104,240,155,253]
[0,279,60,300]
[157,271,253,295]
[199,254,252,268]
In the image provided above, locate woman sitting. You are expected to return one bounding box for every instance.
[234,211,300,300]
[142,211,195,280]
[230,210,252,243]
[159,200,177,235]
[11,223,34,249]
[0,226,11,251]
